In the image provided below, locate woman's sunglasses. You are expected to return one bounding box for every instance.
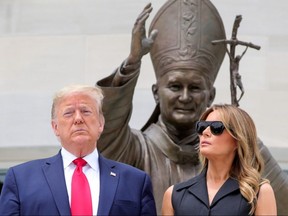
[196,121,225,136]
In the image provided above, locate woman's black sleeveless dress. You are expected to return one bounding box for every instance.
[172,170,251,215]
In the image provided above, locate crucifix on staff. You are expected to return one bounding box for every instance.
[212,15,261,107]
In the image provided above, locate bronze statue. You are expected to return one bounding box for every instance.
[96,1,288,214]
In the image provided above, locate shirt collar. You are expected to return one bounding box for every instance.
[61,147,99,172]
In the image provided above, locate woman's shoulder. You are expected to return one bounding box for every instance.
[174,173,204,191]
[258,181,274,196]
[255,181,277,215]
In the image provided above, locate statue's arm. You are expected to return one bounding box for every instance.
[97,2,157,89]
[95,3,157,168]
[258,139,288,215]
[111,3,158,87]
[96,71,141,165]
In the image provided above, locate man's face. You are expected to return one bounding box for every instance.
[51,93,104,157]
[153,69,215,129]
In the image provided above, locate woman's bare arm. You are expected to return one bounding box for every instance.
[255,182,277,215]
[162,185,174,215]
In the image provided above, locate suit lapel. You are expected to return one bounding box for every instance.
[42,152,71,216]
[97,155,119,216]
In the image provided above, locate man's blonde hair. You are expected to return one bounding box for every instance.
[51,85,104,120]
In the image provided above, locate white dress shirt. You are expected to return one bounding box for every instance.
[61,147,100,215]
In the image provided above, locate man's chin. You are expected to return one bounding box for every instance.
[72,136,90,145]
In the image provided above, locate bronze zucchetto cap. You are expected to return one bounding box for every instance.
[149,0,226,82]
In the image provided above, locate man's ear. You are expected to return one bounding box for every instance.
[98,115,105,133]
[152,84,159,104]
[51,120,60,136]
[207,86,216,107]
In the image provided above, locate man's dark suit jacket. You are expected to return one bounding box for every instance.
[0,151,156,215]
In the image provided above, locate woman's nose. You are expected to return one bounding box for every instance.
[202,126,211,137]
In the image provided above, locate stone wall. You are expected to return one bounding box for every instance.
[0,0,287,169]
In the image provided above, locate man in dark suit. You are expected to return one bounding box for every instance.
[0,85,156,216]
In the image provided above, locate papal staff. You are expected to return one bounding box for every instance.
[212,15,261,107]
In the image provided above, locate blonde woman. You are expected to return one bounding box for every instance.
[162,104,276,215]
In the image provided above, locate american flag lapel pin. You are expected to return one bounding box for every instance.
[110,171,116,177]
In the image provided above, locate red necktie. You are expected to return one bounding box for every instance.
[71,158,93,216]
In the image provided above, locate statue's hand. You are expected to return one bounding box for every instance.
[126,3,158,65]
[143,29,158,55]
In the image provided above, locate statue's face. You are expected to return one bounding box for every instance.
[153,69,215,129]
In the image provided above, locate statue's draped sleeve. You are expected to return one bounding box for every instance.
[95,62,146,169]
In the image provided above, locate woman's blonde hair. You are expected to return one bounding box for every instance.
[199,104,268,215]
